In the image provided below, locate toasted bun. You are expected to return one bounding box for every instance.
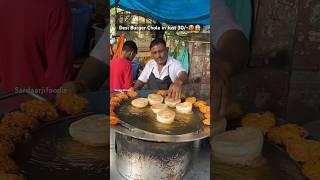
[131,98,149,108]
[176,102,193,114]
[69,114,108,147]
[164,97,181,108]
[211,127,263,166]
[151,103,168,114]
[148,94,164,105]
[156,109,176,124]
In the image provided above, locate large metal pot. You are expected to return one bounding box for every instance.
[115,133,192,180]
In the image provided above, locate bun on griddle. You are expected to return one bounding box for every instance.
[131,98,148,108]
[156,109,176,124]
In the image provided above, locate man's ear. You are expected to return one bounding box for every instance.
[130,51,135,57]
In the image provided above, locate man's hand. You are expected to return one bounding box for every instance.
[213,29,249,122]
[128,87,134,92]
[60,80,87,94]
[168,79,183,100]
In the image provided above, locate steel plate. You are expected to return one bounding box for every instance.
[117,90,204,135]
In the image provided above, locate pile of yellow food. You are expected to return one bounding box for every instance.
[189,98,210,126]
[0,93,88,179]
[241,112,276,134]
[110,91,137,126]
[240,112,320,180]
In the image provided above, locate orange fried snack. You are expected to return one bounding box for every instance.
[127,91,138,98]
[156,90,168,97]
[286,138,320,162]
[241,112,276,134]
[56,93,88,115]
[204,113,210,119]
[194,100,206,108]
[0,156,18,173]
[267,124,309,145]
[185,97,197,104]
[0,173,24,180]
[110,106,118,116]
[116,93,129,100]
[110,97,122,104]
[302,160,320,180]
[302,159,320,180]
[1,111,39,130]
[0,141,14,157]
[21,100,58,121]
[0,126,32,144]
[110,101,120,107]
[199,105,210,114]
[203,119,210,126]
[110,116,120,126]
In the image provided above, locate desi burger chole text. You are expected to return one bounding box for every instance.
[118,24,187,31]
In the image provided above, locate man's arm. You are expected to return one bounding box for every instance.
[212,0,250,121]
[212,29,249,122]
[61,57,108,93]
[76,57,108,91]
[168,71,188,99]
[61,25,108,93]
[216,29,249,76]
[132,80,146,91]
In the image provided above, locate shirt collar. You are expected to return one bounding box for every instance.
[152,56,174,68]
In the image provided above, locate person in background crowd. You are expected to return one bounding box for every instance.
[0,0,73,93]
[110,41,137,91]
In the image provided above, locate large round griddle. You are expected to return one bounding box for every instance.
[113,90,210,142]
[3,91,109,180]
[211,140,306,180]
[13,113,108,180]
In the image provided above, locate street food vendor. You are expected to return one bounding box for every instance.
[0,0,72,92]
[212,0,250,120]
[130,39,188,100]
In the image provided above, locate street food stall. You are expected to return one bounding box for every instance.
[109,0,211,179]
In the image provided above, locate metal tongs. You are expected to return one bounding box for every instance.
[25,90,50,102]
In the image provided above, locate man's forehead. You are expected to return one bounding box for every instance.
[151,44,166,51]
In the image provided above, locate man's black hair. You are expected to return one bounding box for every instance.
[122,40,138,54]
[149,38,166,49]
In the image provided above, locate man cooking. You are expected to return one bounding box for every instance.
[212,0,250,121]
[130,39,188,100]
